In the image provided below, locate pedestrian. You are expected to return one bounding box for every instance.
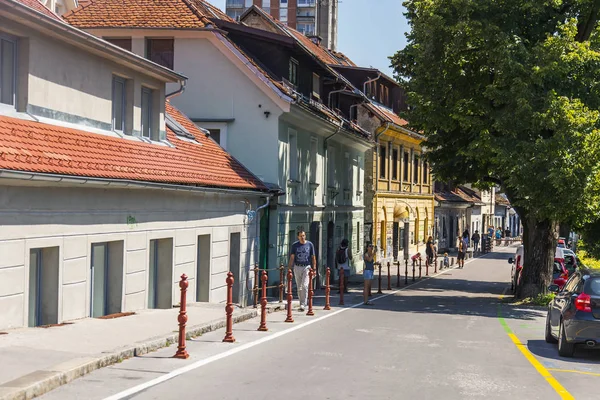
[363,243,375,305]
[457,237,465,268]
[462,229,470,247]
[472,230,480,253]
[288,229,316,312]
[336,238,352,294]
[426,235,435,266]
[443,252,449,269]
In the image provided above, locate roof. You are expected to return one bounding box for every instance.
[367,102,408,127]
[11,0,61,20]
[64,0,234,29]
[435,185,481,204]
[0,103,267,191]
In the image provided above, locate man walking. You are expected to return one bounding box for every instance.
[336,239,352,293]
[472,230,480,253]
[288,230,316,312]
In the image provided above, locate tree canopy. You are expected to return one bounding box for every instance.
[391,0,600,295]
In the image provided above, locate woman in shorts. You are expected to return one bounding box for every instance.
[363,243,375,305]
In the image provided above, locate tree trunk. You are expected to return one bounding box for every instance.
[516,216,558,299]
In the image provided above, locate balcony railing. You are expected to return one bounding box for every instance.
[226,0,245,8]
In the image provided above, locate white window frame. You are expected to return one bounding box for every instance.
[310,137,318,183]
[194,122,228,150]
[141,87,153,139]
[0,34,18,108]
[280,8,288,22]
[288,129,298,181]
[111,76,126,133]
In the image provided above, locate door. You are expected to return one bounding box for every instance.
[91,243,108,318]
[148,238,174,309]
[196,235,211,302]
[229,232,241,304]
[392,222,399,261]
[28,249,41,327]
[29,248,60,326]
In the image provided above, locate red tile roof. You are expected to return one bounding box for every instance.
[367,102,408,127]
[0,103,266,191]
[64,0,234,29]
[14,0,62,20]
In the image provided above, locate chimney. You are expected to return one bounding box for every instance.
[307,35,323,46]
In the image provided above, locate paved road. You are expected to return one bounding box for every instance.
[41,247,600,399]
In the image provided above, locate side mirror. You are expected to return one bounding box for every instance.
[508,257,514,264]
[548,284,560,294]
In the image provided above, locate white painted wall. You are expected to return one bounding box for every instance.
[0,183,261,330]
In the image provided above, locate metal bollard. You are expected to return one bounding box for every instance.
[223,272,236,343]
[434,257,438,273]
[412,259,416,282]
[174,274,189,359]
[377,263,383,294]
[279,265,284,303]
[258,270,268,331]
[339,268,345,305]
[307,268,315,316]
[405,259,409,285]
[387,261,392,290]
[253,267,259,308]
[324,267,331,310]
[426,259,429,276]
[419,258,422,279]
[285,268,294,323]
[396,261,401,288]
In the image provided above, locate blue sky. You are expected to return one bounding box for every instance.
[205,0,408,76]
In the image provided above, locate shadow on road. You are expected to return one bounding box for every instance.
[527,339,600,365]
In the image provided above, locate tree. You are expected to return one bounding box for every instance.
[391,0,600,297]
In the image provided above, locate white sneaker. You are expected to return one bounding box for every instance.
[299,306,305,312]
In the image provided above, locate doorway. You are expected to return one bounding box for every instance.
[392,222,399,261]
[28,247,59,327]
[229,232,241,304]
[196,235,211,302]
[326,221,334,271]
[90,241,124,318]
[148,238,173,309]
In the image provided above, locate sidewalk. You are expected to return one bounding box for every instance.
[0,302,283,400]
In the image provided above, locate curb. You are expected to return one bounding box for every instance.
[0,304,285,400]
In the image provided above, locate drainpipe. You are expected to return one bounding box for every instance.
[254,196,271,269]
[374,122,392,260]
[166,79,186,99]
[328,87,348,109]
[363,73,382,98]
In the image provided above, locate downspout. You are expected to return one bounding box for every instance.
[166,79,187,99]
[374,122,392,260]
[328,87,348,109]
[255,196,271,269]
[363,73,382,98]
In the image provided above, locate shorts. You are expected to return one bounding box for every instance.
[457,251,465,260]
[363,270,374,280]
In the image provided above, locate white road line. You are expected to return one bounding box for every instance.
[104,252,490,400]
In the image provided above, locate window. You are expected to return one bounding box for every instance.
[423,161,428,184]
[392,148,399,180]
[209,129,221,146]
[356,156,362,192]
[289,129,298,181]
[312,73,320,99]
[289,58,298,86]
[297,23,315,35]
[141,87,153,139]
[310,137,318,183]
[245,0,252,6]
[262,0,270,13]
[280,8,288,22]
[226,9,244,20]
[413,155,419,183]
[379,145,386,179]
[1,35,17,106]
[403,152,409,181]
[383,86,390,106]
[298,0,315,5]
[112,76,126,132]
[345,152,351,189]
[146,38,174,70]
[328,147,336,187]
[104,37,132,52]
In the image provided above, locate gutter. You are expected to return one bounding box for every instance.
[363,73,382,97]
[3,0,186,83]
[166,79,187,99]
[0,169,270,197]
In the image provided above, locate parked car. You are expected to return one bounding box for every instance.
[508,246,570,291]
[563,249,579,275]
[545,268,600,357]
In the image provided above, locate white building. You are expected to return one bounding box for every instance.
[0,0,269,330]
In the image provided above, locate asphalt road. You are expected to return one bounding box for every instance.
[41,247,600,400]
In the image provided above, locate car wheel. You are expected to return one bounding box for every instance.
[558,320,575,357]
[545,313,557,344]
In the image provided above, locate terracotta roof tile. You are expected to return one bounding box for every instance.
[63,0,234,29]
[13,0,62,20]
[366,102,408,127]
[0,103,266,191]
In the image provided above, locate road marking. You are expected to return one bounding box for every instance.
[104,254,486,400]
[497,291,574,400]
[548,368,600,377]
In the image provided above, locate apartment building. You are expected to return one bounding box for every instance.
[226,0,338,50]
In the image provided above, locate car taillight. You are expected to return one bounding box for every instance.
[575,293,592,312]
[561,272,569,280]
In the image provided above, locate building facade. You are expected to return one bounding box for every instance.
[226,0,338,50]
[0,0,269,330]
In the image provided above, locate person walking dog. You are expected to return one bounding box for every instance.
[288,229,316,312]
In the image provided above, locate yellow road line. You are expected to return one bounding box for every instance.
[548,368,600,377]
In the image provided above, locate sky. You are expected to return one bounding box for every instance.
[205,0,409,77]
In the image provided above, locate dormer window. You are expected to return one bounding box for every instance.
[312,73,320,100]
[112,76,126,132]
[146,38,174,70]
[289,58,298,86]
[0,35,17,107]
[141,87,154,139]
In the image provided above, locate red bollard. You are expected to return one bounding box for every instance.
[279,265,284,303]
[258,270,268,331]
[426,259,429,276]
[285,268,294,323]
[419,258,422,279]
[253,267,259,308]
[223,272,236,343]
[405,259,409,285]
[396,261,401,288]
[324,267,331,310]
[387,261,392,290]
[174,274,189,359]
[307,268,315,316]
[339,268,345,305]
[377,263,383,294]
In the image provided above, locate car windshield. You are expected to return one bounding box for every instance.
[564,255,576,274]
[553,262,563,278]
[588,278,600,296]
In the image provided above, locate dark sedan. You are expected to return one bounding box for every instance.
[545,268,600,357]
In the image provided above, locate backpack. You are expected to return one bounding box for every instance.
[336,247,347,264]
